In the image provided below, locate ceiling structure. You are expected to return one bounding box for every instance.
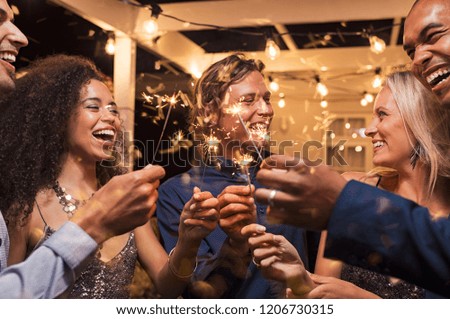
[45,0,414,99]
[10,0,415,101]
[8,0,416,175]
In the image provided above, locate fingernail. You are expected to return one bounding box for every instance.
[255,225,266,232]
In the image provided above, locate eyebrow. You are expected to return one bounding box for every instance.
[81,97,117,107]
[403,23,443,51]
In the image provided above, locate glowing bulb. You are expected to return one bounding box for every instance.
[364,92,374,103]
[339,145,345,151]
[330,132,336,139]
[105,36,116,55]
[372,74,383,89]
[316,82,329,97]
[278,98,286,108]
[369,35,386,54]
[360,98,368,107]
[352,132,358,139]
[144,17,159,36]
[345,122,351,129]
[269,80,279,92]
[355,145,363,152]
[320,100,328,108]
[265,39,281,60]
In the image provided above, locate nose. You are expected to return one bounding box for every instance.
[256,98,274,120]
[7,22,28,49]
[100,106,118,123]
[364,118,378,137]
[412,45,432,71]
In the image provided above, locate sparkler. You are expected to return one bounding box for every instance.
[149,91,183,164]
[200,130,222,185]
[233,150,254,189]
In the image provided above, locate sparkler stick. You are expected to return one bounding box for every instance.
[150,92,180,164]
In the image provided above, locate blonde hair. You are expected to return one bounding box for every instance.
[379,70,450,197]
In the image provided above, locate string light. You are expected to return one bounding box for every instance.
[315,76,329,97]
[320,99,328,108]
[364,92,374,103]
[268,76,279,92]
[105,33,116,55]
[360,97,368,107]
[369,35,386,54]
[265,38,281,60]
[372,67,383,89]
[278,93,286,108]
[143,2,162,37]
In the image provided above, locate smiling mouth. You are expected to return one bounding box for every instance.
[92,129,115,143]
[427,68,450,88]
[248,122,270,140]
[0,52,16,64]
[373,141,384,151]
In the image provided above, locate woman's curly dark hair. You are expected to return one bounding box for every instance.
[0,54,128,226]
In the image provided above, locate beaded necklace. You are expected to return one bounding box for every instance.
[53,181,93,218]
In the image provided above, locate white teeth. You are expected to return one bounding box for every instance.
[0,52,16,63]
[373,141,384,148]
[426,68,450,85]
[93,129,115,136]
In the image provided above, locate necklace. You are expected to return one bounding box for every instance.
[53,181,92,218]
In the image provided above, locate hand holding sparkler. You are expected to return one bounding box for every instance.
[241,223,316,297]
[179,186,219,245]
[217,184,257,244]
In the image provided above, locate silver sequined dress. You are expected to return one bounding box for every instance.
[36,225,137,298]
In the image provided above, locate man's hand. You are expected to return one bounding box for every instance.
[179,187,219,246]
[217,185,257,243]
[71,165,165,244]
[254,155,347,231]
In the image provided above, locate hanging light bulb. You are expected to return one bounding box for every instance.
[144,16,159,35]
[265,38,281,60]
[105,34,116,55]
[278,93,286,108]
[268,76,279,92]
[143,3,162,37]
[369,35,386,54]
[360,97,368,107]
[364,92,374,103]
[372,67,383,89]
[315,76,329,97]
[320,99,328,108]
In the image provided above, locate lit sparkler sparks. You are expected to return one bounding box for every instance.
[224,102,265,162]
[233,150,254,188]
[149,91,184,163]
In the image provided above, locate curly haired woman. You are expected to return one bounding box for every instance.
[0,54,219,298]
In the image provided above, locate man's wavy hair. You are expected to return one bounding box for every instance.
[0,54,128,226]
[192,53,265,137]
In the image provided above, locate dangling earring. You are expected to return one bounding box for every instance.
[410,142,423,168]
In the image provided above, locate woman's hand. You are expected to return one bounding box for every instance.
[179,187,219,245]
[286,274,380,299]
[242,223,315,296]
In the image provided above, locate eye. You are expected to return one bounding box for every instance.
[85,105,100,111]
[426,31,443,44]
[106,105,120,116]
[378,110,388,118]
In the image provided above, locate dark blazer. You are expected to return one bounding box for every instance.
[325,180,450,297]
